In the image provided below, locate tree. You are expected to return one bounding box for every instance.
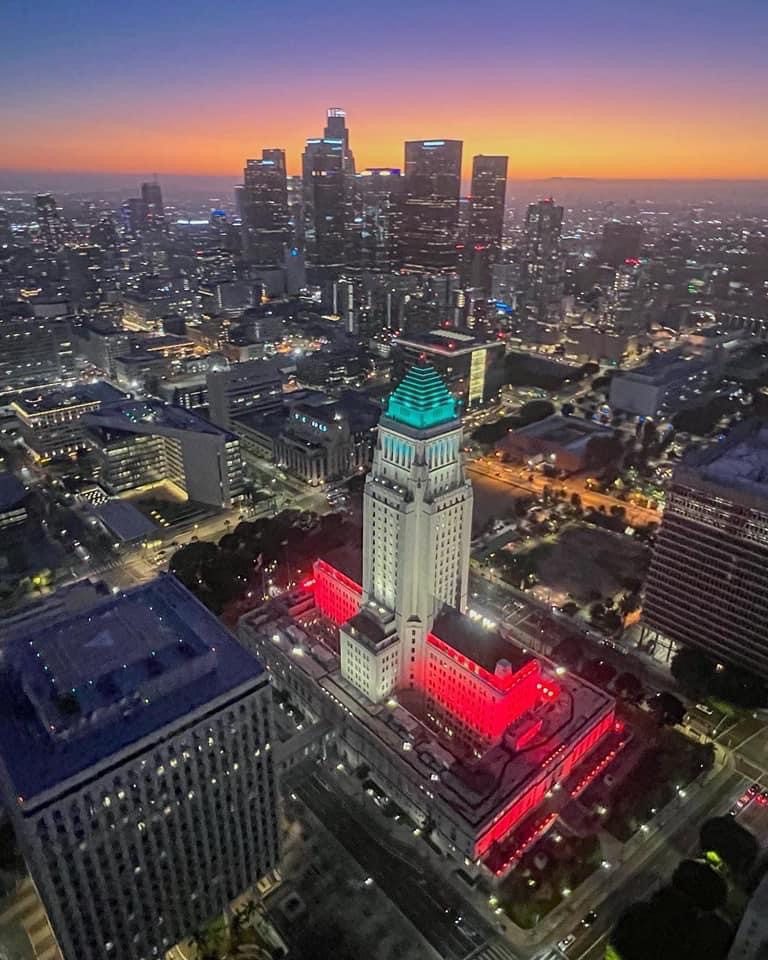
[614,672,644,703]
[649,692,686,726]
[710,665,768,709]
[473,416,517,445]
[552,635,583,668]
[700,817,759,878]
[518,399,556,426]
[618,592,641,617]
[672,859,727,911]
[670,647,716,695]
[585,433,625,470]
[581,658,617,688]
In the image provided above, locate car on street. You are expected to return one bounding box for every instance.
[581,911,598,928]
[557,934,576,952]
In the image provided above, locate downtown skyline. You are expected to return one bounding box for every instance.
[2,0,768,181]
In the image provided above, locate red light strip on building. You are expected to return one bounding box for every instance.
[569,737,628,799]
[493,812,558,876]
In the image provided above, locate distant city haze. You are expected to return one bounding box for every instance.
[1,0,767,180]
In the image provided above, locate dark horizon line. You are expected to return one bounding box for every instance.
[1,167,768,185]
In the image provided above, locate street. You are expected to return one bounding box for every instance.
[295,771,517,960]
[467,460,661,529]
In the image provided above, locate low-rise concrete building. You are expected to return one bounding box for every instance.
[498,414,614,473]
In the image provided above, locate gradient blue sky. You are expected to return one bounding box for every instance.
[2,0,767,178]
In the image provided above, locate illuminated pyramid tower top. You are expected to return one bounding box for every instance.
[384,362,459,431]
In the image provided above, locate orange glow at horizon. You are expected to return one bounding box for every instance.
[4,86,768,181]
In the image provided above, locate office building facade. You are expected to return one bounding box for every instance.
[642,419,768,677]
[240,151,291,266]
[350,168,403,271]
[302,109,356,272]
[466,155,508,291]
[0,316,74,389]
[520,198,564,322]
[84,400,245,507]
[35,193,64,251]
[0,577,279,960]
[400,140,463,273]
[392,329,505,407]
[207,359,284,429]
[140,182,164,230]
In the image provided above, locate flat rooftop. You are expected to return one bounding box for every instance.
[395,330,500,357]
[507,414,612,450]
[320,545,363,586]
[0,472,27,511]
[617,349,706,385]
[240,599,613,834]
[0,576,264,805]
[12,382,125,415]
[94,499,159,543]
[84,399,238,441]
[431,605,530,675]
[683,418,768,501]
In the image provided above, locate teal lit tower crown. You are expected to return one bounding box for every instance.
[384,363,459,430]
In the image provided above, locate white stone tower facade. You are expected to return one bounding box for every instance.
[343,363,473,694]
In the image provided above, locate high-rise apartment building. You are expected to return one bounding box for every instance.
[0,577,279,960]
[140,181,164,230]
[240,150,291,265]
[520,198,564,322]
[642,419,768,677]
[302,108,355,272]
[466,155,508,291]
[400,139,463,273]
[35,193,64,251]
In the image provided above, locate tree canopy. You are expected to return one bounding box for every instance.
[672,859,727,911]
[700,817,759,878]
[649,691,686,726]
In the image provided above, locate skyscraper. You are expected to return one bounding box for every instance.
[466,155,508,291]
[35,193,64,251]
[302,108,355,273]
[520,197,564,322]
[349,168,403,271]
[0,577,280,960]
[140,181,164,230]
[400,139,463,273]
[642,419,768,677]
[121,197,149,237]
[240,149,291,265]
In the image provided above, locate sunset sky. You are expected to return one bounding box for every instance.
[3,0,767,181]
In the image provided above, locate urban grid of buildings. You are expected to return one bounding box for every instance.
[1,103,768,960]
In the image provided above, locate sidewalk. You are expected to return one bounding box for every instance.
[320,746,741,956]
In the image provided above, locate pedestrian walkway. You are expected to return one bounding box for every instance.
[463,939,520,960]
